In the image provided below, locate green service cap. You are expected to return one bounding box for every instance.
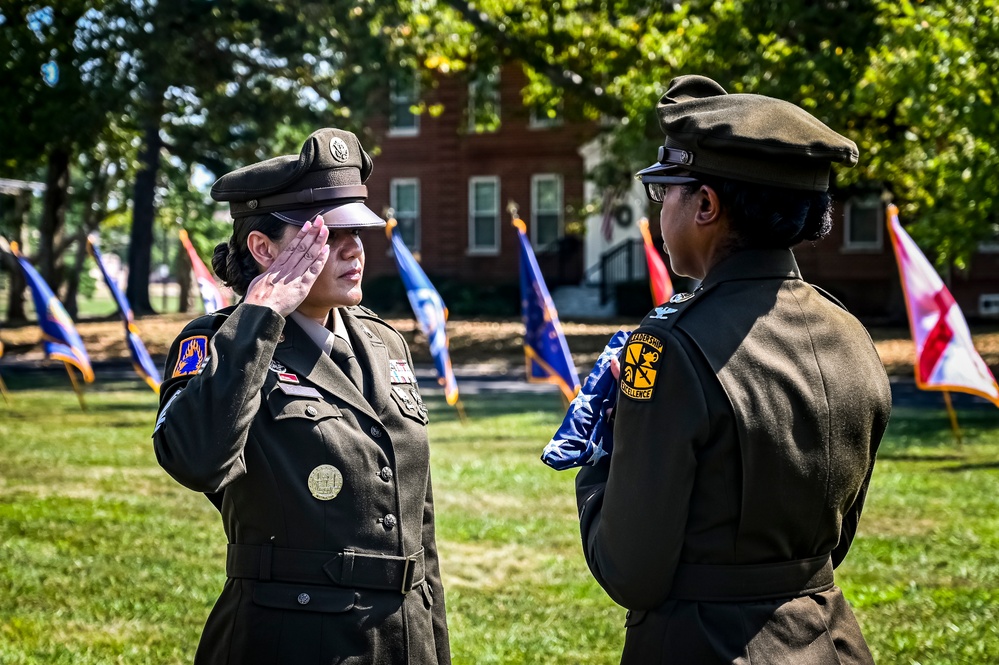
[636,75,859,191]
[211,127,386,228]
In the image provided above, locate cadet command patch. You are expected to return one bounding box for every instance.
[621,332,663,401]
[173,336,208,378]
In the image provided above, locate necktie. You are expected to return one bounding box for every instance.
[331,335,365,394]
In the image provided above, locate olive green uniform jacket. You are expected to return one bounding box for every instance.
[153,303,450,665]
[577,249,892,664]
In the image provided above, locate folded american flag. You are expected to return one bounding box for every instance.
[541,330,630,470]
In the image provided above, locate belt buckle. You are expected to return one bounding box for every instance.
[400,556,415,594]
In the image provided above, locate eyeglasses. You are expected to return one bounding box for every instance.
[641,175,701,204]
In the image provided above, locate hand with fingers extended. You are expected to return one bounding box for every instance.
[244,217,330,317]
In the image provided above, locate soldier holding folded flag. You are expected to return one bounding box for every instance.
[574,76,891,664]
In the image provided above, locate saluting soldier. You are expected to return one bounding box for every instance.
[576,75,892,663]
[153,128,450,664]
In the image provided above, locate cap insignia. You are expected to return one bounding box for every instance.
[330,137,349,163]
[247,199,258,209]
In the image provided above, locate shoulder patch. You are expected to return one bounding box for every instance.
[173,335,208,377]
[620,332,664,401]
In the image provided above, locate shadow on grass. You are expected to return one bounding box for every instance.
[938,461,999,473]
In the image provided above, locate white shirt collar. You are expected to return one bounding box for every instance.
[289,309,352,356]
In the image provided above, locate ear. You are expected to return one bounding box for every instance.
[246,230,281,268]
[694,184,723,227]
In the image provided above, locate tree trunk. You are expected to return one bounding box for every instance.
[3,192,30,323]
[175,247,192,314]
[63,232,87,319]
[126,111,164,315]
[38,147,71,287]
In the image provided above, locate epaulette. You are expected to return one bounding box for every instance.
[348,304,381,319]
[809,283,848,311]
[178,305,238,336]
[638,288,713,333]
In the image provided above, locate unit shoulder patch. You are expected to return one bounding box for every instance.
[173,336,208,378]
[620,332,664,401]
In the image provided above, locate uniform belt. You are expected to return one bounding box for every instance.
[226,543,426,594]
[668,554,834,602]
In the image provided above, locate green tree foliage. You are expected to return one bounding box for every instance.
[407,0,999,269]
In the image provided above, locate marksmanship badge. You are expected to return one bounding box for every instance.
[670,292,696,304]
[620,332,664,401]
[308,464,343,500]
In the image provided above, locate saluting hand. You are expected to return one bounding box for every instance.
[244,217,330,317]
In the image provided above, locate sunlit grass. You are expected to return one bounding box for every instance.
[1,384,998,663]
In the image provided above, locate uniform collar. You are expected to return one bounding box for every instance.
[701,248,801,290]
[288,309,353,356]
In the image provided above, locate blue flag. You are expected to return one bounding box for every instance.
[11,242,94,383]
[513,218,580,401]
[387,222,459,405]
[542,331,629,469]
[87,236,162,393]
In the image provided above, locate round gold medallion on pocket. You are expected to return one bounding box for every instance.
[308,464,344,500]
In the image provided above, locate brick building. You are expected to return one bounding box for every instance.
[359,63,999,323]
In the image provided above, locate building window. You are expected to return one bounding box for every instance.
[843,195,883,251]
[390,179,420,250]
[468,65,501,133]
[532,174,563,248]
[468,176,500,254]
[389,72,419,136]
[529,102,563,129]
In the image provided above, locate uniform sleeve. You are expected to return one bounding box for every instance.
[575,328,711,610]
[404,334,451,664]
[152,303,284,494]
[832,397,891,567]
[421,470,451,664]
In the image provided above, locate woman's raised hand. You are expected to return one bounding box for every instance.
[244,217,329,317]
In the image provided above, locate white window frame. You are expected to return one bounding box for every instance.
[390,178,420,251]
[529,103,564,129]
[842,195,883,251]
[388,74,420,137]
[467,65,501,134]
[467,176,501,255]
[531,173,563,249]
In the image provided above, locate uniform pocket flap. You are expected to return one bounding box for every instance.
[252,583,356,613]
[389,386,429,425]
[268,395,342,422]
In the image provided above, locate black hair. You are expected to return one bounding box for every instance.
[211,214,288,296]
[681,176,833,249]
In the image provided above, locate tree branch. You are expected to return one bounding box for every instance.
[438,0,625,118]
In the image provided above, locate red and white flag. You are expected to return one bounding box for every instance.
[638,218,674,305]
[887,204,999,405]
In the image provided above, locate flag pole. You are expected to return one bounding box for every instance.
[942,390,963,447]
[454,398,468,424]
[0,371,10,404]
[64,362,87,411]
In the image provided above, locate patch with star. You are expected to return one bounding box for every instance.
[172,336,208,378]
[620,332,663,401]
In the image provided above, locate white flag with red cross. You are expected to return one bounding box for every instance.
[887,204,999,406]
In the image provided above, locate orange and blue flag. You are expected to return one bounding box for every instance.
[10,242,94,383]
[513,218,580,401]
[87,236,161,393]
[386,220,459,405]
[179,229,229,314]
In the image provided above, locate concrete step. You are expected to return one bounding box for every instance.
[551,284,617,320]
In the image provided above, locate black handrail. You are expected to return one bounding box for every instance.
[599,238,647,305]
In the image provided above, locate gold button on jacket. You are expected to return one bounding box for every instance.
[154,304,449,665]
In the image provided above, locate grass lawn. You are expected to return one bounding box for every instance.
[1,378,998,664]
